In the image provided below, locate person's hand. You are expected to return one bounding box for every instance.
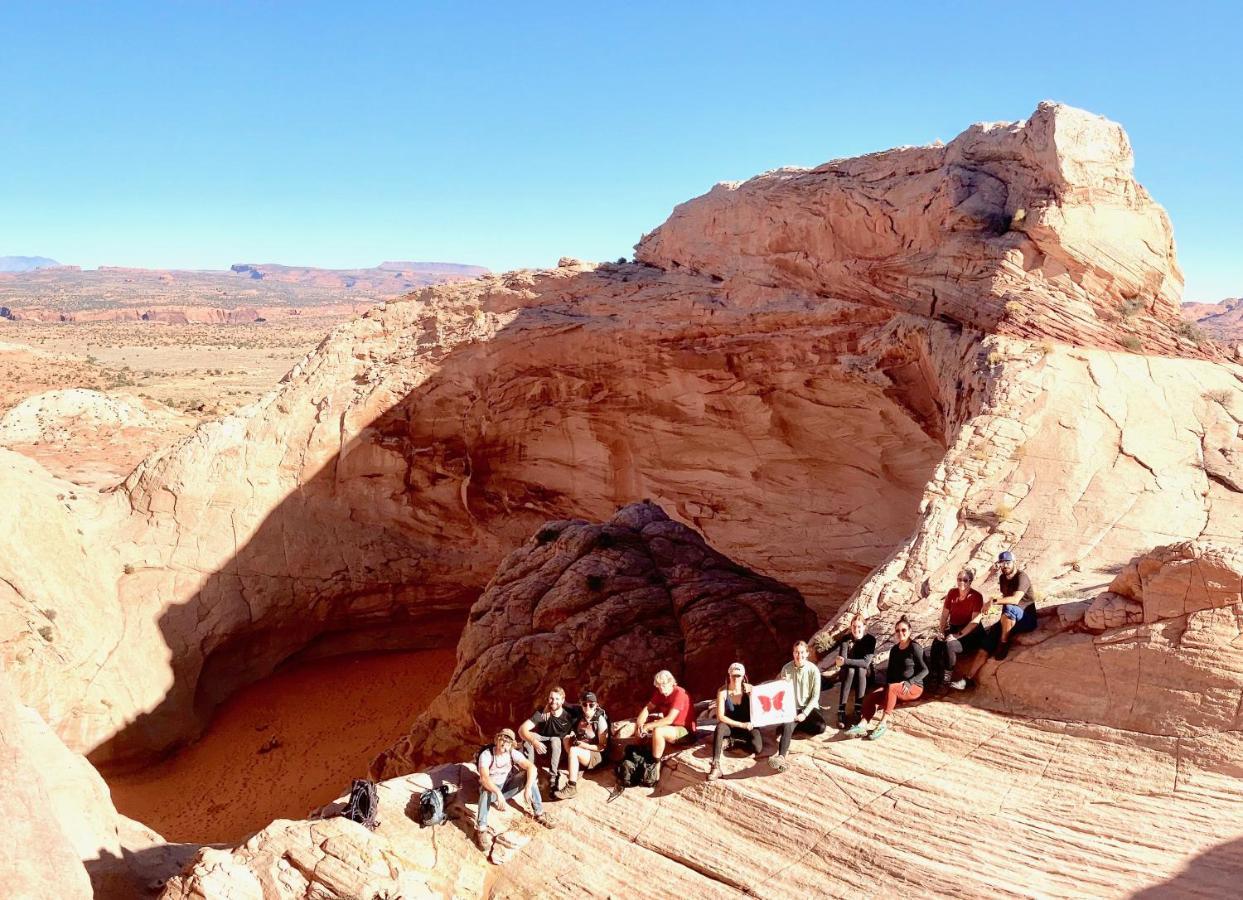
[835,656,845,666]
[901,681,912,695]
[492,790,506,808]
[637,726,649,739]
[533,741,547,755]
[796,712,806,723]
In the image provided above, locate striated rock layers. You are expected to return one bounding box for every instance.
[374,501,818,774]
[3,102,1243,896]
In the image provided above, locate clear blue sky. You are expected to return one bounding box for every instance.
[3,2,1240,300]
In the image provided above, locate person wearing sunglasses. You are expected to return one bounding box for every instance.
[933,568,987,690]
[707,662,763,781]
[554,691,609,800]
[844,617,927,741]
[475,727,554,854]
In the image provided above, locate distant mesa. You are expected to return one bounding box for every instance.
[1183,297,1243,345]
[0,255,62,273]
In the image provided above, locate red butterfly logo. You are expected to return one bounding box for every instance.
[758,690,786,713]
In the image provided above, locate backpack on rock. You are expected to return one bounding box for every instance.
[340,778,380,830]
[417,784,453,827]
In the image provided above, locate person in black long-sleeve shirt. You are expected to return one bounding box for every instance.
[844,617,927,741]
[819,613,876,727]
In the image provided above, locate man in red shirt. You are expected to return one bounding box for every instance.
[635,670,693,758]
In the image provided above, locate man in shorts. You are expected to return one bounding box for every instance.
[554,690,608,800]
[635,670,693,759]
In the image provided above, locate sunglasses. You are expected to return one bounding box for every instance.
[582,700,597,706]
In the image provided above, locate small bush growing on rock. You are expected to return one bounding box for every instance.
[1121,336,1143,352]
[986,350,1005,367]
[535,526,561,545]
[123,563,135,575]
[1003,301,1023,319]
[42,608,56,621]
[1204,388,1233,406]
[1119,298,1145,318]
[37,625,54,642]
[1178,320,1207,344]
[1038,340,1055,356]
[995,501,1014,521]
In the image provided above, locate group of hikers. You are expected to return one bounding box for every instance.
[471,550,1038,852]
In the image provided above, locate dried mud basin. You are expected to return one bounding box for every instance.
[106,649,455,845]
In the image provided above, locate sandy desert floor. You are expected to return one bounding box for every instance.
[106,648,456,845]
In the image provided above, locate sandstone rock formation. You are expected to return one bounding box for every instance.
[375,501,818,774]
[0,388,196,486]
[164,701,1243,900]
[3,102,1243,896]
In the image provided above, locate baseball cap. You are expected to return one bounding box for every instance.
[495,727,517,743]
[727,662,746,676]
[998,550,1015,562]
[581,691,598,704]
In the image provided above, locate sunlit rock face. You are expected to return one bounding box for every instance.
[4,102,1243,898]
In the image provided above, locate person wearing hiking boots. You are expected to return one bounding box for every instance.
[990,550,1038,661]
[475,728,554,854]
[635,670,693,760]
[819,613,876,728]
[770,640,826,772]
[934,568,987,690]
[845,617,927,740]
[519,686,577,794]
[707,662,763,781]
[555,690,608,800]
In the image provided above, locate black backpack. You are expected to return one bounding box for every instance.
[615,744,661,789]
[417,784,452,827]
[341,778,380,830]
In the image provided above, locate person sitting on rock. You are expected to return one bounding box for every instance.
[475,727,554,853]
[819,613,876,727]
[707,662,763,781]
[933,568,987,690]
[518,686,577,794]
[770,640,827,772]
[635,670,693,759]
[554,690,608,800]
[990,550,1039,660]
[845,617,927,740]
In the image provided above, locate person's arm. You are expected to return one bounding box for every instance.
[839,635,875,669]
[1000,573,1031,605]
[635,703,652,735]
[908,642,929,686]
[517,752,538,799]
[716,688,743,729]
[594,716,609,751]
[477,752,502,801]
[938,597,951,634]
[517,716,544,754]
[797,665,818,719]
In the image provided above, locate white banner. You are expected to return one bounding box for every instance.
[748,679,796,728]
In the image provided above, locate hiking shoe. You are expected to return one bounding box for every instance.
[948,678,968,691]
[843,723,869,738]
[553,781,577,800]
[768,754,789,772]
[475,827,495,853]
[707,765,722,782]
[994,642,1011,661]
[867,722,889,741]
[533,813,556,830]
